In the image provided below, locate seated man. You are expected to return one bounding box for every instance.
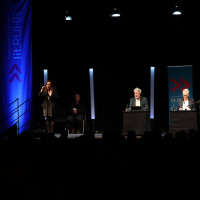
[129,87,149,111]
[67,94,86,133]
[178,88,195,111]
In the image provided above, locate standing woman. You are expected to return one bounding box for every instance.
[38,81,58,134]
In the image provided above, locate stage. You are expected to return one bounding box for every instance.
[0,1,200,199]
[26,128,168,141]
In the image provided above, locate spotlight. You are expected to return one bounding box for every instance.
[110,8,120,17]
[65,16,72,20]
[65,11,72,21]
[172,5,182,15]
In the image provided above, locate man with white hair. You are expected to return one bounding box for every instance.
[129,87,149,111]
[178,88,195,110]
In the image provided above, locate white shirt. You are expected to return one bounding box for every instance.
[183,100,189,110]
[136,98,140,106]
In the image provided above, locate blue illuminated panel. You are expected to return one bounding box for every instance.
[0,0,32,134]
[89,68,95,119]
[43,69,48,86]
[150,67,155,119]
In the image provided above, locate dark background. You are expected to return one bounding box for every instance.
[32,0,200,132]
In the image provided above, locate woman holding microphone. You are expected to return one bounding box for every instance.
[38,81,58,134]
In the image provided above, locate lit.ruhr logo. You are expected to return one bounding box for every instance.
[171,78,190,92]
[9,64,22,82]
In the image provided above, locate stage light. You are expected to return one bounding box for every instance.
[89,68,95,120]
[150,67,155,119]
[65,16,72,20]
[65,11,72,21]
[43,69,48,85]
[172,6,182,15]
[110,8,120,17]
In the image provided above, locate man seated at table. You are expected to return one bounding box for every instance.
[178,88,195,111]
[129,87,149,111]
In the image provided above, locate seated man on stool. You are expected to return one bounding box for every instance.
[129,87,149,111]
[67,94,86,133]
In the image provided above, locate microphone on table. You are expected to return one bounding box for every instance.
[191,100,200,105]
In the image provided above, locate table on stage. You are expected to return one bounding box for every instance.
[169,111,197,135]
[123,111,151,135]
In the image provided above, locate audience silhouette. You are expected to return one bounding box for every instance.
[1,128,200,198]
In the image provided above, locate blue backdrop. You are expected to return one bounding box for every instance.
[0,0,32,134]
[168,65,193,111]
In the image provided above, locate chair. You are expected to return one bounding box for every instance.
[67,114,87,134]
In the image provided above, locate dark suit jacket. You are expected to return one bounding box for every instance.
[38,87,58,108]
[177,98,196,110]
[69,102,86,115]
[38,88,59,116]
[129,96,149,111]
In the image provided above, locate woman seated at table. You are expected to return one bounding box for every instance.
[178,88,196,111]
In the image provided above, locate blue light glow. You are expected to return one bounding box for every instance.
[65,16,72,20]
[0,0,32,134]
[43,69,48,86]
[150,67,155,119]
[89,68,95,119]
